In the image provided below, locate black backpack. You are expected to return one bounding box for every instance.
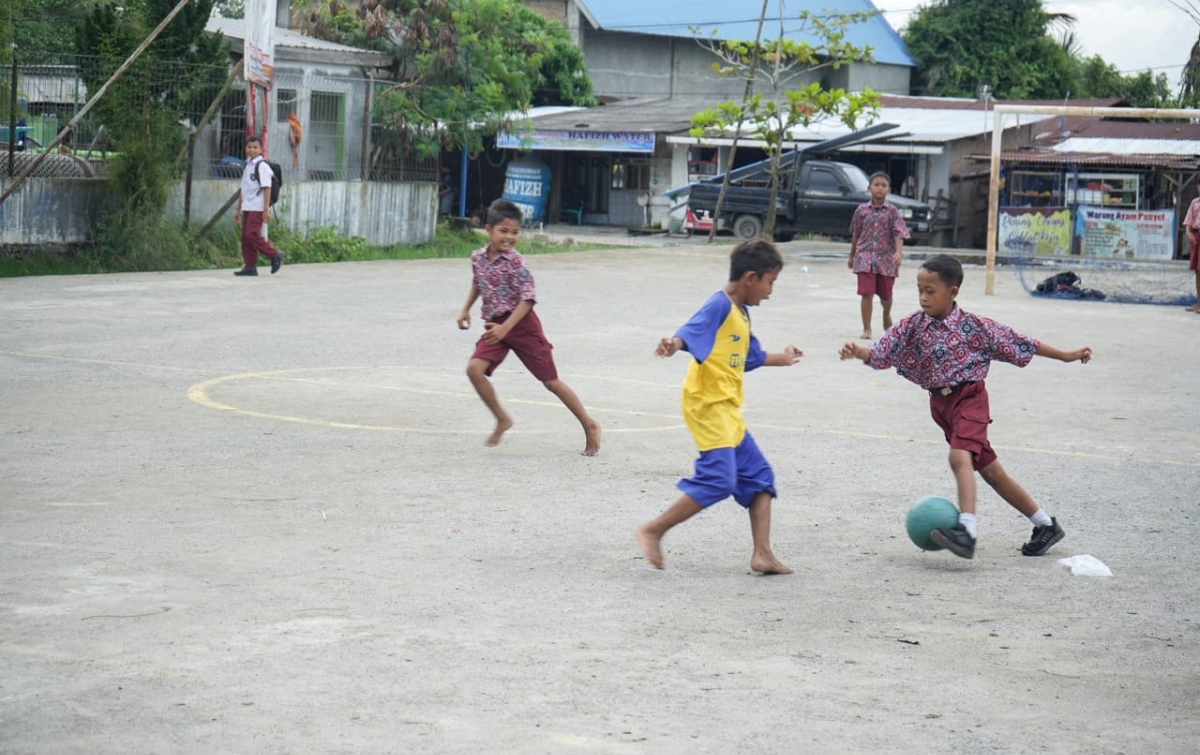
[251,157,283,207]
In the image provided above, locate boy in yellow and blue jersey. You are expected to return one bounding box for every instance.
[635,239,803,573]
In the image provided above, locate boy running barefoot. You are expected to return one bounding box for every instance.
[636,239,802,573]
[458,199,601,455]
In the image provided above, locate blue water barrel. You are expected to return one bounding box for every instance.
[501,157,552,224]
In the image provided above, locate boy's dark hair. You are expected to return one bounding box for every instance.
[246,136,262,147]
[868,171,891,185]
[486,199,523,227]
[729,238,784,281]
[921,254,964,288]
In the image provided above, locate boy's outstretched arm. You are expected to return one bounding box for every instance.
[1036,343,1093,364]
[764,344,803,366]
[839,342,871,363]
[656,336,684,357]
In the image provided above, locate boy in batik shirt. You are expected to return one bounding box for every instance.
[840,255,1092,560]
[848,172,909,339]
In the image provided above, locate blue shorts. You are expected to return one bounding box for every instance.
[677,431,776,508]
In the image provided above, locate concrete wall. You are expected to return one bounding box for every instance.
[0,179,111,249]
[582,28,913,100]
[0,178,438,250]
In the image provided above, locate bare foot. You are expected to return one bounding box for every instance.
[635,524,665,569]
[485,417,513,447]
[859,331,871,340]
[1185,304,1200,312]
[750,552,793,575]
[581,421,602,457]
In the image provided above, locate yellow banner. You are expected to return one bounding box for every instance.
[998,208,1072,256]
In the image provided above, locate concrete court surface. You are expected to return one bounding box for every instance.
[1,242,1198,755]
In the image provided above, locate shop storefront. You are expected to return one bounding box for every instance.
[496,127,662,228]
[998,159,1200,260]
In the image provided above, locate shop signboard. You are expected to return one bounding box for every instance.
[1076,206,1175,260]
[998,207,1071,256]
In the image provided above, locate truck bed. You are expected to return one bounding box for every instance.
[687,182,792,220]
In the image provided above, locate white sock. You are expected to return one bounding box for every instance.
[959,512,978,538]
[1029,509,1053,527]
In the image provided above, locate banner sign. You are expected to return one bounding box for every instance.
[497,129,655,153]
[998,208,1071,256]
[1076,206,1175,260]
[244,0,276,88]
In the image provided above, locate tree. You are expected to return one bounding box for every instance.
[1072,54,1174,108]
[1170,0,1200,106]
[689,9,882,238]
[297,0,594,159]
[214,0,244,18]
[73,0,229,259]
[2,0,94,124]
[903,0,1076,99]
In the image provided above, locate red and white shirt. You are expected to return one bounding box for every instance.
[850,201,910,277]
[867,304,1039,390]
[470,246,537,321]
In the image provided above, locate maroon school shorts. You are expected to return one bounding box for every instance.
[929,380,997,471]
[857,271,896,300]
[471,309,558,382]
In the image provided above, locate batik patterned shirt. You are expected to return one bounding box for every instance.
[867,304,1040,390]
[850,201,910,277]
[675,291,767,451]
[1185,197,1200,230]
[470,246,537,321]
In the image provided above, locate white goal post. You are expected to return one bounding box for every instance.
[986,104,1200,294]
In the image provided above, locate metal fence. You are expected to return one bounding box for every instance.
[2,53,437,183]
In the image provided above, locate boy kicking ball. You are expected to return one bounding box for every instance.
[840,254,1092,560]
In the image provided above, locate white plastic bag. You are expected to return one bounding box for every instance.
[1057,554,1113,577]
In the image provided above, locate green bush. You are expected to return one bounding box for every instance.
[0,218,609,278]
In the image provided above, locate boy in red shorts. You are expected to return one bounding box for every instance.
[457,199,601,455]
[1183,188,1200,312]
[848,172,909,339]
[839,254,1092,559]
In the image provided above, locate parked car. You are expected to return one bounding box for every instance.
[687,158,932,242]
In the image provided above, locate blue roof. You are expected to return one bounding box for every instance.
[577,0,915,67]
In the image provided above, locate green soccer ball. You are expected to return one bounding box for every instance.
[905,496,960,551]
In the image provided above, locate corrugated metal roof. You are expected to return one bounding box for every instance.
[1030,112,1200,145]
[205,17,393,66]
[779,107,1055,144]
[19,67,87,105]
[521,97,1056,145]
[520,97,704,133]
[997,150,1199,169]
[882,95,1124,112]
[577,0,915,67]
[1052,137,1200,156]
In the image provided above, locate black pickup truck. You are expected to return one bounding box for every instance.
[687,159,932,242]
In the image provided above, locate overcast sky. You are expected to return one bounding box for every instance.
[880,0,1199,85]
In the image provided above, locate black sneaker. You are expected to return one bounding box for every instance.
[271,251,285,274]
[234,267,258,276]
[930,524,976,559]
[1021,518,1065,556]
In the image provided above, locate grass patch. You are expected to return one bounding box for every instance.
[0,221,610,278]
